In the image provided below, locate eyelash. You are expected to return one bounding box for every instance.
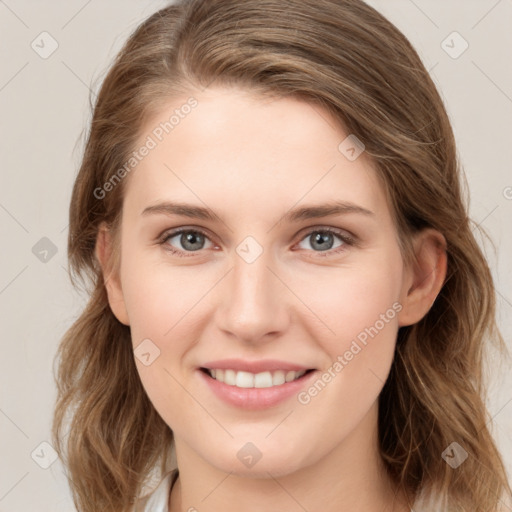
[158,227,356,258]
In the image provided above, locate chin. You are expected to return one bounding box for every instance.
[207,445,310,479]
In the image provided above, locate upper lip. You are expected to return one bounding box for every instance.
[200,359,314,374]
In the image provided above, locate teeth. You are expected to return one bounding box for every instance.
[254,371,273,388]
[207,368,307,388]
[224,369,236,386]
[236,371,254,388]
[285,370,296,382]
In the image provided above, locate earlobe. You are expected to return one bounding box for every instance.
[95,223,130,326]
[397,229,447,327]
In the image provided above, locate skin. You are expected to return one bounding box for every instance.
[96,86,447,512]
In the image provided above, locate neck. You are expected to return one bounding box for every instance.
[168,403,411,512]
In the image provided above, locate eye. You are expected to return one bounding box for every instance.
[159,226,355,258]
[296,228,354,255]
[161,228,214,256]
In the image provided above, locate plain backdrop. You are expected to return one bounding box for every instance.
[0,1,511,510]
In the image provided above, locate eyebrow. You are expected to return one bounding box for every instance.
[141,200,374,223]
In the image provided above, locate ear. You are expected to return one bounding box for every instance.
[397,228,447,327]
[95,222,130,326]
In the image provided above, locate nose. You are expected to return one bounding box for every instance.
[214,248,290,344]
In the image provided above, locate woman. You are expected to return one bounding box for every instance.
[52,1,511,511]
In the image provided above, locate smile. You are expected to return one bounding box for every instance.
[198,364,317,410]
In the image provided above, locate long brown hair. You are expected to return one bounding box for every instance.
[52,1,511,510]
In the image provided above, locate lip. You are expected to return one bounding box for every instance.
[197,364,317,410]
[200,358,312,373]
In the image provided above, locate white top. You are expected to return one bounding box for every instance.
[133,470,178,512]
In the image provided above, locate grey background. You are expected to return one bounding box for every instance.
[0,1,511,510]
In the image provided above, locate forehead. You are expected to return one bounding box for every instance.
[123,87,387,222]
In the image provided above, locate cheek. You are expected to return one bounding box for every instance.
[325,278,401,359]
[301,256,403,353]
[119,253,210,426]
[119,244,206,344]
[296,254,403,408]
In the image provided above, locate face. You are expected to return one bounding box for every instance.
[102,86,420,477]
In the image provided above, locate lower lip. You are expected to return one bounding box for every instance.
[198,369,317,410]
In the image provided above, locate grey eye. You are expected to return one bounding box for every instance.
[298,231,344,252]
[166,230,213,252]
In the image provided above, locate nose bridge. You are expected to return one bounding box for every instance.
[216,243,288,342]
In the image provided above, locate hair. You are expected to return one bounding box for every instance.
[52,0,511,511]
